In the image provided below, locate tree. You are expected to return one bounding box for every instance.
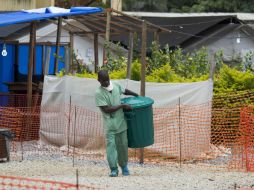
[189,0,254,12]
[122,0,168,12]
[55,0,107,8]
[122,0,254,13]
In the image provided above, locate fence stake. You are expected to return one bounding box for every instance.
[21,141,23,161]
[178,97,182,168]
[73,106,77,167]
[76,169,79,190]
[67,96,72,154]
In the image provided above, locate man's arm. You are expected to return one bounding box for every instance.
[124,89,139,96]
[100,104,132,114]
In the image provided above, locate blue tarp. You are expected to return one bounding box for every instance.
[0,7,103,27]
[0,44,15,92]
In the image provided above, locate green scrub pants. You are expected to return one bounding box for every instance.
[106,130,128,171]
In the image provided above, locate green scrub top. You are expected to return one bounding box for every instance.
[95,82,127,134]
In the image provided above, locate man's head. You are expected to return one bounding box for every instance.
[98,70,110,87]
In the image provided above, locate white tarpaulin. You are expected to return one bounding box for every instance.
[41,76,213,109]
[40,75,213,158]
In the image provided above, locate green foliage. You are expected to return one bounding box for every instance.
[122,0,254,13]
[101,41,127,72]
[146,64,183,82]
[214,64,254,93]
[75,72,97,78]
[123,0,254,13]
[130,59,141,81]
[190,0,254,12]
[170,47,209,78]
[147,42,170,74]
[147,44,210,78]
[122,0,168,12]
[101,56,127,72]
[240,50,254,72]
[109,69,127,79]
[55,0,109,8]
[57,40,254,96]
[213,90,254,109]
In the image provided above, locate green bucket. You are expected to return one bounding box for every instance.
[121,96,154,148]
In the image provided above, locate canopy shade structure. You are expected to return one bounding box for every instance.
[0,6,103,27]
[0,6,103,107]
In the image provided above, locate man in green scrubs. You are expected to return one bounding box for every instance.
[95,70,138,177]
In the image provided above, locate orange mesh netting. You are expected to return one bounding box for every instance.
[1,93,254,172]
[0,94,41,141]
[0,176,104,190]
[238,106,254,172]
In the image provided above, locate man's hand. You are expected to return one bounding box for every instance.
[122,104,132,110]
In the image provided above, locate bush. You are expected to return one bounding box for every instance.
[214,64,254,93]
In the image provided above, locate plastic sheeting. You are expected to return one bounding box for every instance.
[0,7,103,27]
[41,75,213,111]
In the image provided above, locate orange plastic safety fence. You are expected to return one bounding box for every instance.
[0,94,41,107]
[0,176,104,190]
[238,106,254,172]
[1,93,254,172]
[0,94,41,142]
[132,103,212,163]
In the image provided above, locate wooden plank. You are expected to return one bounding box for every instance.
[75,18,105,33]
[92,14,133,32]
[54,17,62,74]
[19,42,69,46]
[112,15,148,31]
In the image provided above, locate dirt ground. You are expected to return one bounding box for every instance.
[1,157,254,190]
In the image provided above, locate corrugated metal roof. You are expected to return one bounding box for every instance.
[124,12,254,21]
[111,15,240,50]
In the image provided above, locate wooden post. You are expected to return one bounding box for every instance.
[126,32,134,79]
[42,45,45,75]
[178,97,182,168]
[73,106,77,167]
[209,52,216,80]
[44,46,51,75]
[105,10,111,42]
[153,30,159,44]
[139,20,147,164]
[94,33,99,73]
[69,32,74,73]
[27,22,36,107]
[104,9,111,62]
[140,20,147,97]
[33,36,36,75]
[54,17,62,74]
[14,43,19,82]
